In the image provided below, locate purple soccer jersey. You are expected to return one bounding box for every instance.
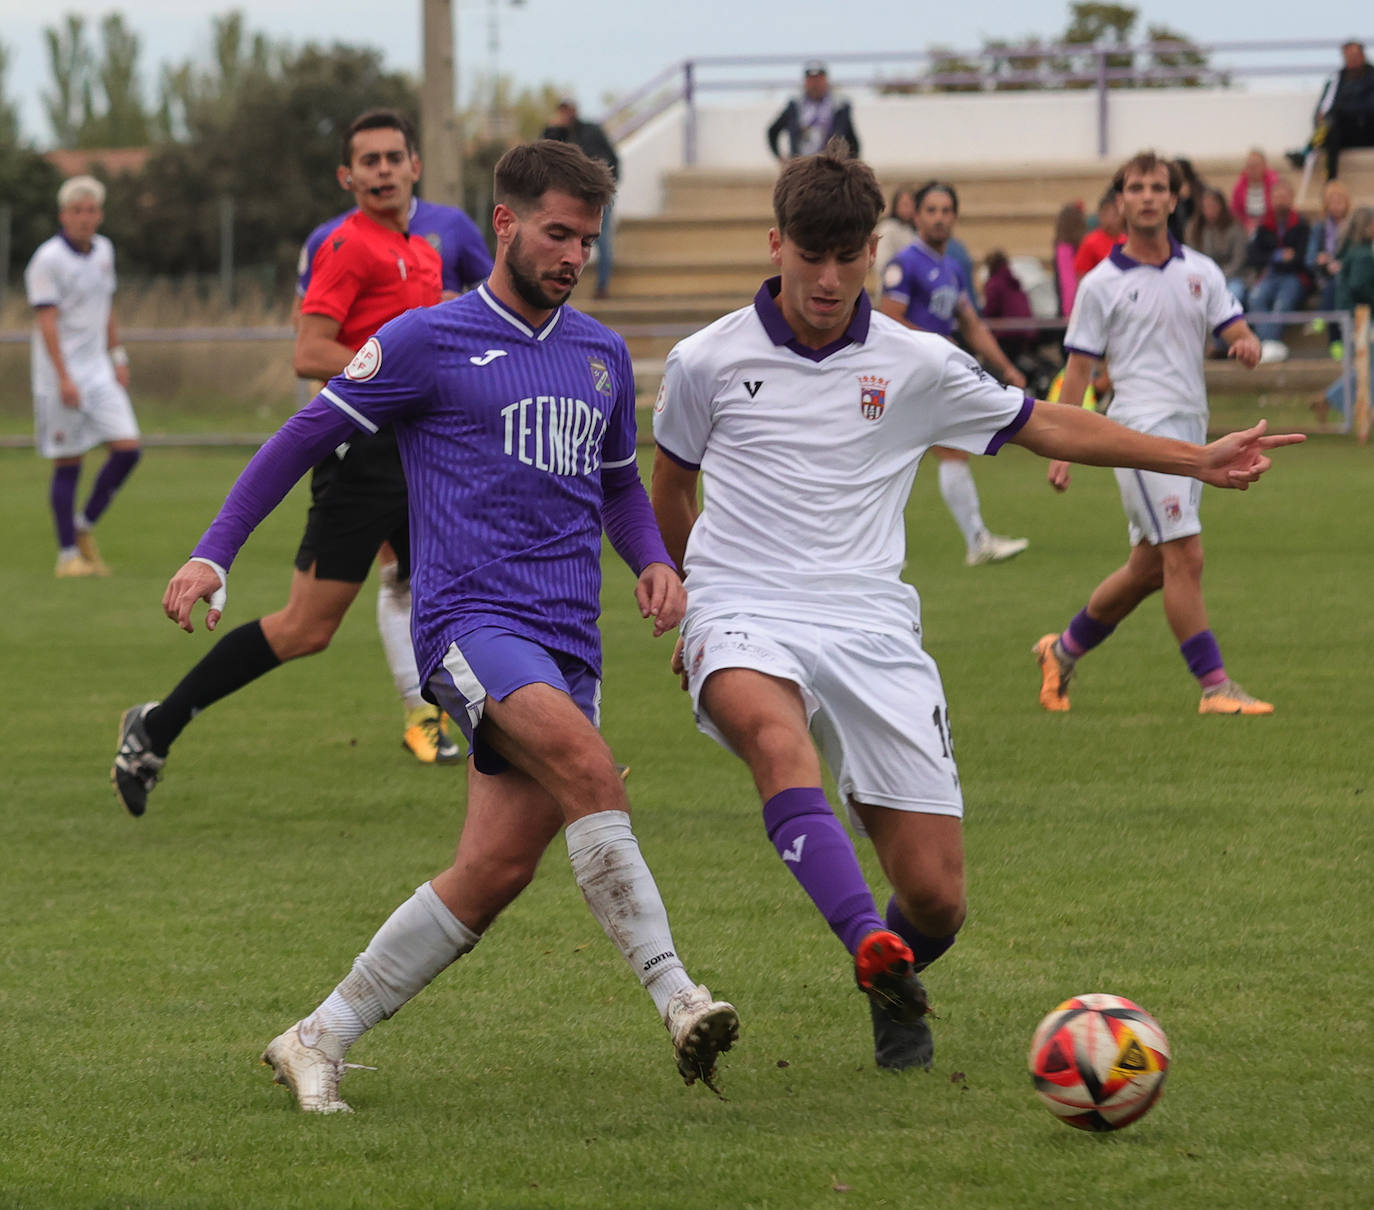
[297,198,493,297]
[318,285,662,680]
[881,237,971,338]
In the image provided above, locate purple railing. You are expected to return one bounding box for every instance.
[601,39,1361,163]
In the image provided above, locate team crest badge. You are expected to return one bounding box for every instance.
[587,356,613,397]
[1187,274,1202,299]
[1162,494,1182,522]
[424,232,442,254]
[858,374,890,421]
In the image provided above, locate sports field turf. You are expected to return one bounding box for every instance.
[1,437,1369,1209]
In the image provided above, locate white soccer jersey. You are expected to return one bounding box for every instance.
[1065,238,1241,430]
[25,232,119,395]
[654,280,1032,637]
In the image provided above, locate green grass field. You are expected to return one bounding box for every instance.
[1,438,1370,1210]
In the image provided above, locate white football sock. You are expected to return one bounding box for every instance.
[566,810,694,1019]
[376,561,426,711]
[300,881,480,1057]
[937,459,986,554]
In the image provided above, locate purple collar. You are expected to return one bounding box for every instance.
[1109,235,1183,271]
[752,276,871,362]
[59,231,94,256]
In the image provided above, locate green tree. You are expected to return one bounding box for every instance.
[42,14,93,146]
[0,40,22,146]
[82,14,150,146]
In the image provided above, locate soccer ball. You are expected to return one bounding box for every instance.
[1028,993,1170,1132]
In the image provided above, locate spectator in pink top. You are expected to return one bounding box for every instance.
[1052,202,1087,315]
[1229,149,1278,233]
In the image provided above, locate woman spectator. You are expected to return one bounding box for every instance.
[981,250,1038,363]
[1052,201,1087,316]
[1188,187,1250,308]
[1168,157,1204,242]
[1307,179,1353,353]
[873,184,918,282]
[1229,148,1278,233]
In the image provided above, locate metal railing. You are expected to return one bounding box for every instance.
[601,39,1360,163]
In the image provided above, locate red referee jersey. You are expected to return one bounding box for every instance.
[301,209,443,351]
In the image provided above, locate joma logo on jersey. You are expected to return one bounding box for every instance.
[587,356,613,397]
[858,374,890,421]
[500,395,608,475]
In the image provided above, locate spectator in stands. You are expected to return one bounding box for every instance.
[981,250,1038,363]
[1073,189,1124,279]
[1052,201,1087,315]
[873,184,918,281]
[1318,205,1374,419]
[1230,149,1278,234]
[1187,187,1250,309]
[1307,179,1353,355]
[1168,157,1204,243]
[1286,41,1374,180]
[1246,178,1311,350]
[767,61,860,160]
[542,100,620,298]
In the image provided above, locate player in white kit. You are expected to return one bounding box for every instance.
[1034,152,1271,716]
[26,176,141,577]
[651,140,1301,1071]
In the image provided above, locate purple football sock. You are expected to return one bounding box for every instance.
[50,464,80,549]
[1180,629,1226,687]
[885,897,957,973]
[81,447,141,526]
[1061,608,1115,659]
[763,787,885,956]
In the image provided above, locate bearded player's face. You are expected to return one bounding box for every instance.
[499,190,602,313]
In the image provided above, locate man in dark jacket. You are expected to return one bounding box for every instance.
[767,61,860,160]
[542,100,620,297]
[1287,41,1374,179]
[1246,178,1311,345]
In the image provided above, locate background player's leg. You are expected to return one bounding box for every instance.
[699,667,888,956]
[935,448,1027,565]
[50,457,91,575]
[75,439,141,574]
[375,543,459,764]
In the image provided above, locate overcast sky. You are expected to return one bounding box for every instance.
[1,0,1368,144]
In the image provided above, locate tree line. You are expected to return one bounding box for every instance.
[0,11,565,290]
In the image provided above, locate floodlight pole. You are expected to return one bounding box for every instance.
[421,0,464,205]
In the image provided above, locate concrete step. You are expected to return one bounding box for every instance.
[602,261,774,297]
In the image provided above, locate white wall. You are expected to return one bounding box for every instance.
[616,86,1316,216]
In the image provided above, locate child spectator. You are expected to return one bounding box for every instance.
[1230,148,1278,234]
[1073,189,1124,279]
[1052,201,1087,315]
[981,250,1038,360]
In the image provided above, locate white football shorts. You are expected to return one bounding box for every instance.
[34,376,139,459]
[1113,413,1205,547]
[681,612,964,832]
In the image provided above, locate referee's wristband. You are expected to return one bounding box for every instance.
[110,345,129,367]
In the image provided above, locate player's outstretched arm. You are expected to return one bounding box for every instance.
[162,398,355,632]
[1013,405,1304,490]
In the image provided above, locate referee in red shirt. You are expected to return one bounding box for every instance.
[113,110,454,816]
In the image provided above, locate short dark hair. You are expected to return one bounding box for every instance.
[913,180,959,215]
[493,139,616,212]
[342,109,418,166]
[772,137,884,254]
[1111,151,1182,196]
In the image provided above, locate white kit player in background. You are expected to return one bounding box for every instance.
[650,140,1302,1074]
[26,175,142,577]
[1034,152,1274,717]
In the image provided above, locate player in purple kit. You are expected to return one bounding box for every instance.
[880,182,1031,566]
[158,140,737,1113]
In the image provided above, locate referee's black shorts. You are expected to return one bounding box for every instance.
[294,426,410,583]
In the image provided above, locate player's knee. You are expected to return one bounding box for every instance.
[742,718,813,784]
[271,617,339,659]
[897,882,966,937]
